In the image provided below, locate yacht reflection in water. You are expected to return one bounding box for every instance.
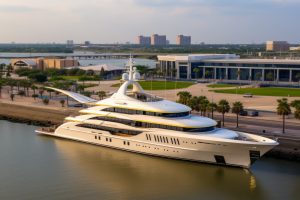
[50,138,264,200]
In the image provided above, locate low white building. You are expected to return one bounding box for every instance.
[158,54,300,83]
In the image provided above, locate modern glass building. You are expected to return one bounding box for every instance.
[157,54,300,83]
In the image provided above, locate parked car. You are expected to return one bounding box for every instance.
[249,110,259,117]
[239,110,248,116]
[243,93,253,98]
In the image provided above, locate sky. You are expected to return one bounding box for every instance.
[0,0,299,44]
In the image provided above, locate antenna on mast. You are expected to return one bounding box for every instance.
[128,54,134,80]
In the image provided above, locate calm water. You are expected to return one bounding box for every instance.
[0,120,299,200]
[0,51,157,67]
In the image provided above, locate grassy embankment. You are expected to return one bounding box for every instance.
[207,84,241,88]
[112,81,194,90]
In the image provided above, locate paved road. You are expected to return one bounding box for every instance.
[211,114,300,133]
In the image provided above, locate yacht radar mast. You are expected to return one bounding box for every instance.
[123,55,140,82]
[128,55,134,81]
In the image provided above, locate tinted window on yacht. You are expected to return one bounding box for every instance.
[183,127,215,132]
[102,107,189,118]
[90,116,215,133]
[77,124,142,135]
[91,116,134,126]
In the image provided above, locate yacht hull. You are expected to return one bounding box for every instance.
[36,123,277,168]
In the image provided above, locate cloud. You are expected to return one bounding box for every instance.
[0,5,38,12]
[0,0,299,43]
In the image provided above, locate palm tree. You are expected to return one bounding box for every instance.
[0,79,4,98]
[290,100,300,109]
[188,96,200,112]
[10,94,15,101]
[6,64,13,77]
[294,109,300,120]
[97,91,106,100]
[7,79,16,93]
[232,101,244,127]
[217,99,231,127]
[291,100,300,120]
[60,99,65,107]
[277,98,291,134]
[46,88,53,99]
[177,91,192,105]
[208,102,218,119]
[31,85,38,96]
[199,96,209,116]
[193,68,200,79]
[0,63,5,78]
[39,88,44,99]
[23,80,32,96]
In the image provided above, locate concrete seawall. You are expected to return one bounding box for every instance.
[0,102,79,126]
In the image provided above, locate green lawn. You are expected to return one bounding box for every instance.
[60,76,82,81]
[112,81,194,90]
[50,76,100,81]
[207,83,241,88]
[212,87,300,97]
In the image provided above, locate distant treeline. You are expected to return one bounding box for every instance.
[75,44,266,55]
[0,44,73,53]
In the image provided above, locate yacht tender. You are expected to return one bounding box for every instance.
[36,58,278,168]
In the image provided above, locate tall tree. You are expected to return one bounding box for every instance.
[6,64,13,77]
[290,100,300,109]
[60,99,65,107]
[177,91,192,105]
[188,96,200,112]
[277,98,291,134]
[0,63,5,78]
[217,99,231,127]
[10,94,15,101]
[97,91,107,100]
[7,79,16,93]
[39,88,45,99]
[199,96,209,116]
[232,101,244,128]
[207,102,218,119]
[0,79,4,98]
[31,85,38,95]
[291,100,300,120]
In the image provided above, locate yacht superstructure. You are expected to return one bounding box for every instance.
[36,58,278,168]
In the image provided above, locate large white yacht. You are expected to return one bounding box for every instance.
[36,58,278,168]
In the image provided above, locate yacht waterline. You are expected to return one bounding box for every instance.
[36,58,278,168]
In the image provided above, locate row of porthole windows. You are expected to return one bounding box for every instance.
[146,134,180,145]
[94,135,112,142]
[94,135,130,145]
[182,141,197,145]
[136,144,179,153]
